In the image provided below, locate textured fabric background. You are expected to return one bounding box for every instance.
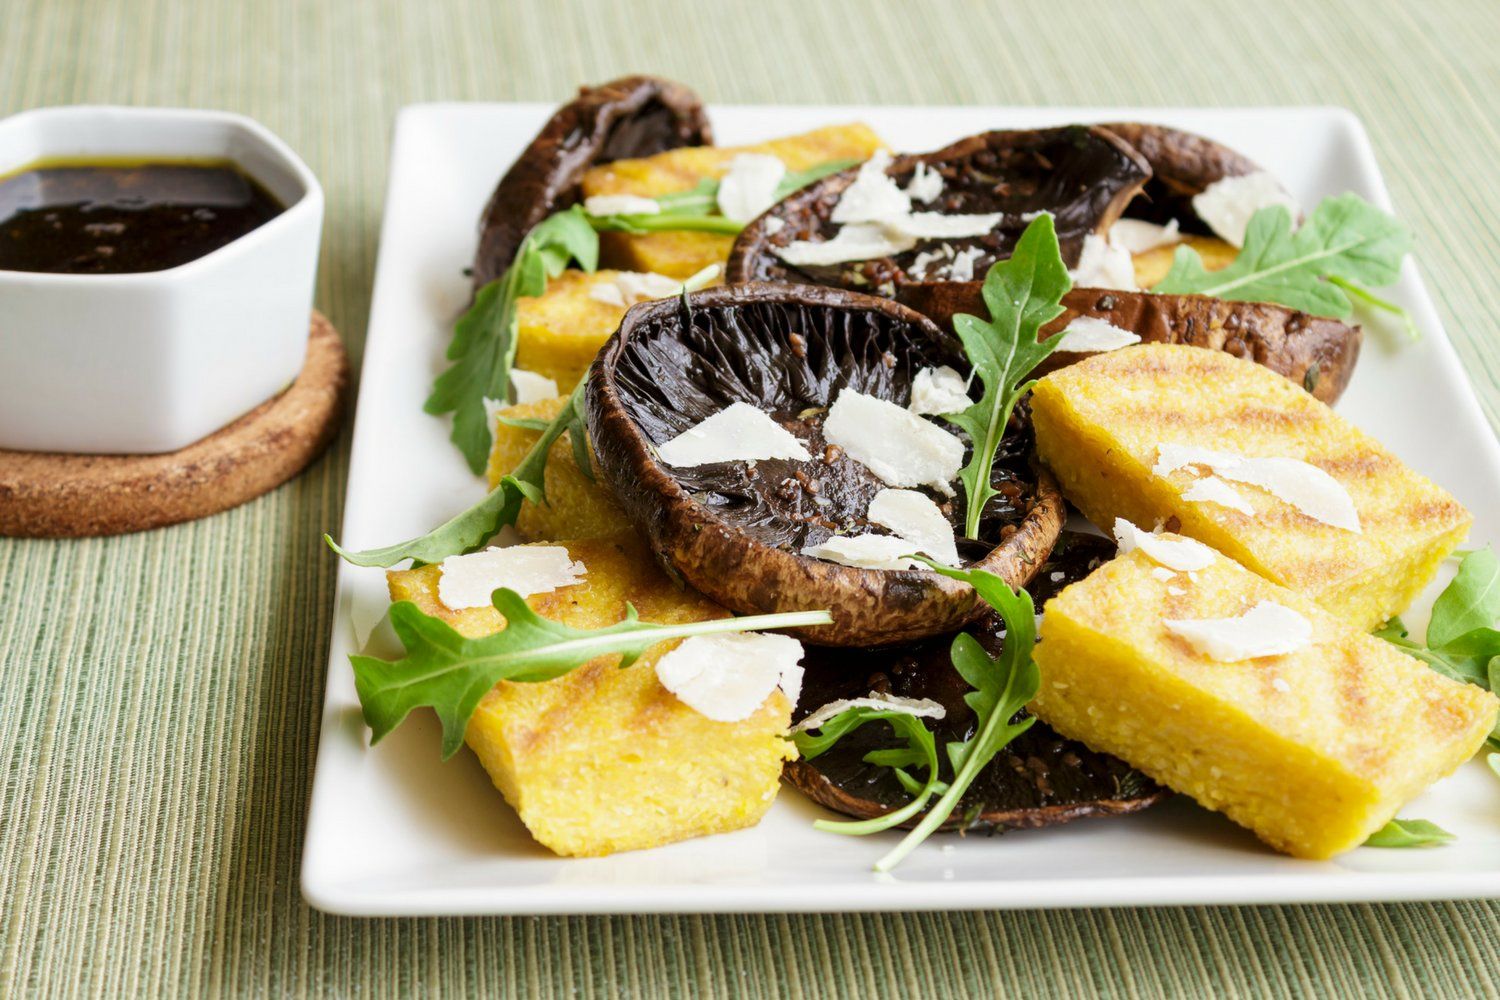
[2,0,1498,996]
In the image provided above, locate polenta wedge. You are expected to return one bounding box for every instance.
[386,535,795,857]
[514,269,631,392]
[1032,539,1499,859]
[487,397,631,541]
[1031,344,1470,629]
[581,123,884,277]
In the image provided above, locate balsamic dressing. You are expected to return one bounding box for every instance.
[0,160,283,275]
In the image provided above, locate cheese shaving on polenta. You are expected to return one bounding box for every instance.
[437,545,587,610]
[655,632,805,722]
[1112,518,1217,571]
[1154,443,1361,532]
[1162,600,1312,661]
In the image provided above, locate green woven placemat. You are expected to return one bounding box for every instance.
[2,0,1498,996]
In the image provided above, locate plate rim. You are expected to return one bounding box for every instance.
[302,100,1500,916]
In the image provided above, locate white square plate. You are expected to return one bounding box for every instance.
[302,103,1500,915]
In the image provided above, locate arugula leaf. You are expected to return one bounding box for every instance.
[495,415,551,432]
[1153,194,1412,319]
[944,213,1070,539]
[1373,547,1500,751]
[776,160,862,198]
[585,159,858,235]
[793,708,943,836]
[1327,276,1419,341]
[1489,753,1500,781]
[1428,547,1500,649]
[428,208,600,473]
[873,558,1041,872]
[1363,817,1454,848]
[328,384,587,567]
[429,158,858,472]
[786,557,1042,870]
[354,594,831,759]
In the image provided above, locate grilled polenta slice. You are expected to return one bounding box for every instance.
[514,269,631,392]
[1131,233,1238,288]
[581,123,884,278]
[487,397,630,542]
[1031,344,1470,629]
[387,535,795,857]
[1032,540,1498,859]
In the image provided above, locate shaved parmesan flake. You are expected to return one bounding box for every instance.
[904,162,944,203]
[590,266,720,308]
[614,270,688,302]
[763,217,786,236]
[656,402,811,467]
[792,692,947,734]
[831,150,910,224]
[438,546,587,610]
[867,488,960,565]
[823,389,965,495]
[1150,566,1176,582]
[1108,218,1181,254]
[655,632,805,722]
[1153,442,1235,477]
[1181,475,1254,515]
[1154,444,1360,532]
[908,365,971,416]
[909,247,946,279]
[1113,518,1216,571]
[1164,601,1312,661]
[1068,233,1138,290]
[1052,316,1141,353]
[583,194,661,216]
[883,211,1002,241]
[508,368,558,404]
[775,223,917,266]
[1192,171,1299,248]
[801,534,922,571]
[588,282,627,307]
[716,153,787,222]
[947,246,985,282]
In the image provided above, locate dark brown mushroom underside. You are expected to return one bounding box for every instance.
[785,531,1169,831]
[1100,122,1263,230]
[586,283,1064,646]
[725,125,1150,292]
[901,285,1361,405]
[471,75,711,290]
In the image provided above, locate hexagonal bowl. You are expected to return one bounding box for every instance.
[0,106,323,454]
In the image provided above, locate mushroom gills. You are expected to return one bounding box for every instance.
[597,289,1038,555]
[786,530,1169,831]
[586,283,1065,646]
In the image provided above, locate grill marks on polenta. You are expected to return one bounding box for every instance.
[1031,343,1471,628]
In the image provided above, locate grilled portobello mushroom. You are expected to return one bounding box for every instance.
[726,126,1149,299]
[585,282,1064,646]
[786,530,1169,830]
[471,75,712,290]
[1101,122,1264,230]
[906,286,1361,405]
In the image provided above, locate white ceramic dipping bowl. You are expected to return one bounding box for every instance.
[0,106,323,454]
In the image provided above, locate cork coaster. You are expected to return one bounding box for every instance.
[0,312,348,539]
